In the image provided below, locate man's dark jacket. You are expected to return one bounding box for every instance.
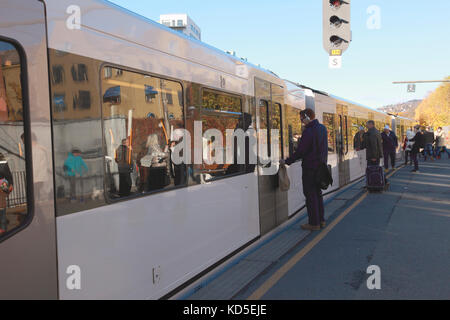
[361,127,383,160]
[285,119,328,169]
[424,131,435,145]
[409,131,425,153]
[381,130,398,153]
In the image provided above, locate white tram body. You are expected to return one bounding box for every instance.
[0,0,415,299]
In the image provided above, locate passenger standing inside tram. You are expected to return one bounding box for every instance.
[281,109,328,231]
[381,125,398,173]
[354,126,366,172]
[115,138,133,197]
[409,125,425,173]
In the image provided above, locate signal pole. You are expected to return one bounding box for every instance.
[323,0,352,69]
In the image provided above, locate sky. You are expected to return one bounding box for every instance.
[108,0,450,110]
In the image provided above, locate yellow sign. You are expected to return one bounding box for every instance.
[331,49,342,56]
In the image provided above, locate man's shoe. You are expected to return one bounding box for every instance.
[301,224,321,231]
[320,222,326,229]
[411,169,419,173]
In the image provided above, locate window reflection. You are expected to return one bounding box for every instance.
[192,89,247,183]
[286,106,302,158]
[323,113,336,153]
[102,67,185,199]
[0,40,28,237]
[271,103,283,159]
[50,50,105,216]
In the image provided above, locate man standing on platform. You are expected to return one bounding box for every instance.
[381,125,398,173]
[362,121,383,167]
[280,109,328,232]
[409,125,425,173]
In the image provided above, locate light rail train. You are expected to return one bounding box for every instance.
[0,0,415,299]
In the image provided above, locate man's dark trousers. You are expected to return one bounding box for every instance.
[383,150,396,169]
[411,152,419,170]
[302,167,324,227]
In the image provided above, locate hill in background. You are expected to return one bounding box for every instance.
[377,99,422,119]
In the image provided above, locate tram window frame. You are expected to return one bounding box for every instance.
[0,37,34,243]
[99,65,187,203]
[198,87,248,183]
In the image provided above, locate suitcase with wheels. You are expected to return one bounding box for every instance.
[366,165,385,192]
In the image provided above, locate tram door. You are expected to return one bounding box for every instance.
[336,104,351,187]
[0,0,58,299]
[255,78,288,236]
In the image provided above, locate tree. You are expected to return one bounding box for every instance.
[415,77,450,128]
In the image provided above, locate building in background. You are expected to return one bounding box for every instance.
[159,14,201,41]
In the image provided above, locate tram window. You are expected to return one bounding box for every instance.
[286,106,302,158]
[193,89,250,183]
[259,100,269,130]
[202,89,242,113]
[271,103,283,159]
[349,117,359,151]
[50,49,105,216]
[102,67,186,199]
[323,113,336,153]
[0,40,29,239]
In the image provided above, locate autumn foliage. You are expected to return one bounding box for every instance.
[415,77,450,128]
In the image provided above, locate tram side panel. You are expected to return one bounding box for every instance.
[0,0,58,299]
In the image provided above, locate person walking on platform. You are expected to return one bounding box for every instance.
[361,121,389,188]
[381,125,398,173]
[423,127,435,161]
[435,127,450,159]
[281,109,328,232]
[404,130,415,166]
[409,125,425,173]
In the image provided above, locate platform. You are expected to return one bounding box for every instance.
[176,158,450,300]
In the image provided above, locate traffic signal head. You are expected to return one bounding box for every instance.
[323,0,351,55]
